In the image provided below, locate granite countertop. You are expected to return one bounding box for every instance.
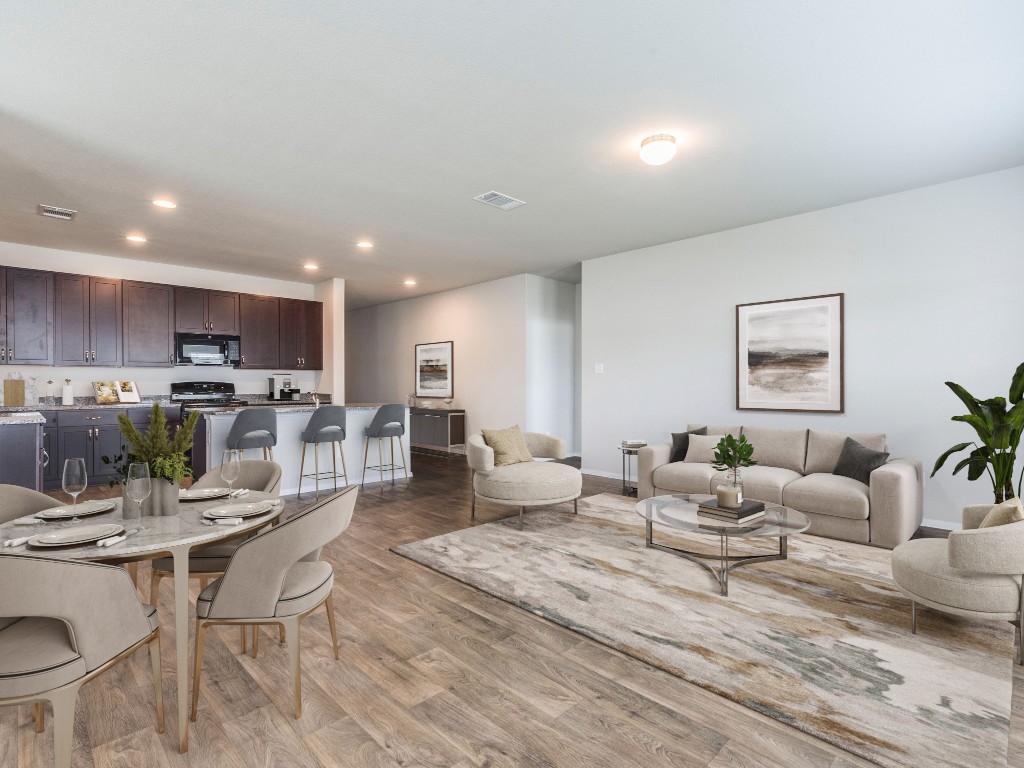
[200,402,401,416]
[0,411,46,425]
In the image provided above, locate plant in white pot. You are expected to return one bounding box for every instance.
[931,362,1024,503]
[102,405,200,516]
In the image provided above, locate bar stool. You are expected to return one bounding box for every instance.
[225,408,278,459]
[298,406,349,500]
[361,404,409,487]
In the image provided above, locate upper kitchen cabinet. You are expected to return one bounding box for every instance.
[175,287,240,335]
[123,281,174,366]
[1,268,54,365]
[279,299,323,370]
[239,294,279,368]
[54,274,122,366]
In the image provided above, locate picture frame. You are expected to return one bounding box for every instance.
[415,341,454,399]
[736,293,844,413]
[116,380,141,403]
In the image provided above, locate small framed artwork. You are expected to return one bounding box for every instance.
[116,380,141,403]
[415,341,454,398]
[92,381,119,405]
[736,293,844,413]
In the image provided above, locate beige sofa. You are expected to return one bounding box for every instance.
[637,424,923,549]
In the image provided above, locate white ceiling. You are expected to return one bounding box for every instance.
[1,2,1022,308]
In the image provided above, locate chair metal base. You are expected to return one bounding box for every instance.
[360,434,409,489]
[470,493,581,530]
[298,441,349,500]
[908,592,1024,665]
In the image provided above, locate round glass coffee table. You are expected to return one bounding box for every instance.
[636,494,810,596]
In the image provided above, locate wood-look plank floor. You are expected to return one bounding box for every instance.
[3,455,1020,767]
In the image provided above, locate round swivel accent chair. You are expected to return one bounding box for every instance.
[226,408,278,460]
[360,404,408,488]
[298,406,349,499]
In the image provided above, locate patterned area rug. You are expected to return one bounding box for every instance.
[392,493,1013,768]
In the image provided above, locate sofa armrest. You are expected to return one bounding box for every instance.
[466,434,495,472]
[962,504,995,531]
[868,458,923,548]
[525,432,566,460]
[638,444,672,500]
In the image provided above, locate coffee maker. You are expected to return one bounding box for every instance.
[268,374,300,400]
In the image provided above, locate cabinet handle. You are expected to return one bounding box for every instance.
[41,447,49,468]
[241,355,245,364]
[91,350,96,362]
[85,351,89,362]
[1,348,5,361]
[204,321,208,331]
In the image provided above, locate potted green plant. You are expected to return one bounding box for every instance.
[102,404,200,516]
[931,362,1024,503]
[712,434,757,508]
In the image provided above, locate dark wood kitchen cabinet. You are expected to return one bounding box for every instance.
[1,267,54,365]
[123,280,174,366]
[54,274,122,366]
[279,299,323,370]
[239,294,280,368]
[175,287,239,335]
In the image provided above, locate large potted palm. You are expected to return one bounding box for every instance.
[931,362,1024,502]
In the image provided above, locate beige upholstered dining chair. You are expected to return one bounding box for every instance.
[191,484,357,721]
[0,554,163,768]
[891,503,1024,664]
[149,460,283,611]
[0,484,62,524]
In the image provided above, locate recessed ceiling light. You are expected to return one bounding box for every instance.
[126,234,147,243]
[304,263,320,270]
[403,279,417,286]
[356,241,373,248]
[639,134,677,166]
[152,199,177,209]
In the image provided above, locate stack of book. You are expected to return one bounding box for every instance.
[621,439,647,449]
[697,498,766,525]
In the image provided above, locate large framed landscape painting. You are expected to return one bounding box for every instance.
[415,341,454,398]
[736,293,844,412]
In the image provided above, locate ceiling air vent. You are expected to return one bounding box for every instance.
[473,191,526,211]
[38,204,77,221]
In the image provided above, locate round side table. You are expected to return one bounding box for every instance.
[619,445,642,497]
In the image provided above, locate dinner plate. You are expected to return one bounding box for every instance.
[36,500,117,520]
[202,501,274,520]
[27,523,124,548]
[179,487,232,502]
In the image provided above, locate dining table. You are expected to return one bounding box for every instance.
[0,490,284,753]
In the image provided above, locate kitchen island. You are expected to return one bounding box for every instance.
[190,403,410,495]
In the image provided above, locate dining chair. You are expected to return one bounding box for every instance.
[0,484,62,524]
[0,554,163,768]
[191,484,357,721]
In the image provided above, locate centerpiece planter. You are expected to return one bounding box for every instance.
[712,434,757,509]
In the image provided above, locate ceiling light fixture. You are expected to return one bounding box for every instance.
[403,279,417,286]
[304,263,320,270]
[638,134,677,166]
[152,199,177,209]
[356,241,373,248]
[126,234,147,243]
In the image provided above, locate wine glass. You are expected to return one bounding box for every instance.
[127,462,152,508]
[62,458,88,523]
[221,449,242,494]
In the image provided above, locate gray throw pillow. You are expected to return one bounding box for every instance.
[670,427,707,463]
[833,437,889,485]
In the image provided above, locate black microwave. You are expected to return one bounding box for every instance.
[174,333,241,367]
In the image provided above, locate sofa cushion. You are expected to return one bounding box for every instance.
[669,427,707,463]
[474,461,582,503]
[688,424,741,438]
[683,434,723,464]
[0,617,87,698]
[979,497,1024,529]
[783,473,870,520]
[710,465,801,505]
[739,426,809,474]
[481,425,533,466]
[834,438,890,485]
[652,462,718,494]
[805,429,887,474]
[892,538,1021,615]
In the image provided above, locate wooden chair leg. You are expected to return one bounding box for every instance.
[32,701,44,733]
[360,438,370,488]
[240,625,247,654]
[285,617,303,718]
[191,619,207,722]
[149,569,163,608]
[252,625,259,658]
[279,624,286,646]
[298,442,307,499]
[49,685,79,768]
[150,634,165,733]
[332,441,339,493]
[199,576,210,591]
[325,595,340,660]
[339,441,349,484]
[398,435,409,482]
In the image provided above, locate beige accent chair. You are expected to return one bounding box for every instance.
[0,484,62,524]
[149,460,283,609]
[191,485,357,721]
[0,555,163,768]
[891,504,1024,664]
[467,432,583,529]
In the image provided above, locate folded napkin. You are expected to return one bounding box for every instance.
[3,535,32,547]
[96,534,126,547]
[215,517,244,525]
[13,518,45,526]
[230,489,250,498]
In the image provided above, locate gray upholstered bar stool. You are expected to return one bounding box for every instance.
[298,406,349,500]
[360,404,409,487]
[226,408,278,459]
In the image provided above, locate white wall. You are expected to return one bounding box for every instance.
[315,277,345,402]
[0,241,326,400]
[525,275,577,451]
[582,166,1024,527]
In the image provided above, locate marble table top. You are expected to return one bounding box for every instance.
[0,491,283,561]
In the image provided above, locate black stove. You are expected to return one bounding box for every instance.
[170,381,249,412]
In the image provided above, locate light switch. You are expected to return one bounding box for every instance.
[594,363,604,374]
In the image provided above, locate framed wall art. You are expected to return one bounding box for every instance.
[736,293,844,413]
[415,341,454,398]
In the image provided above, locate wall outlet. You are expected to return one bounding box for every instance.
[594,363,604,374]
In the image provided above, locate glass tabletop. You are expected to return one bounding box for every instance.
[636,494,810,539]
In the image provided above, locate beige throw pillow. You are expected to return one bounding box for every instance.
[481,425,534,466]
[683,434,724,464]
[979,497,1024,529]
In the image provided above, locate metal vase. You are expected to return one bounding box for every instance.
[142,478,180,517]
